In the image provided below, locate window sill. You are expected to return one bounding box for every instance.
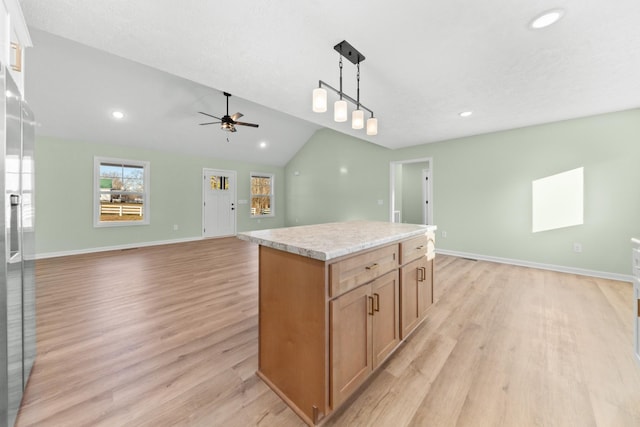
[94,221,150,228]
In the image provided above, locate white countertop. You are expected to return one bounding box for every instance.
[237,220,437,261]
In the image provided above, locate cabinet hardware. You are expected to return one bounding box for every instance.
[417,267,425,282]
[368,296,374,315]
[366,263,379,270]
[416,245,425,250]
[637,299,639,317]
[373,293,380,312]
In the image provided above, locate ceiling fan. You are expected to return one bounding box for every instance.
[198,92,259,133]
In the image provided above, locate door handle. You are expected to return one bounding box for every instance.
[417,267,425,282]
[373,293,380,312]
[368,296,374,316]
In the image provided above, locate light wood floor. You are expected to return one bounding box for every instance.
[15,238,640,426]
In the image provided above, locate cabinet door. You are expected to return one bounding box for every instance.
[400,258,421,339]
[371,270,400,368]
[330,284,373,408]
[418,258,434,317]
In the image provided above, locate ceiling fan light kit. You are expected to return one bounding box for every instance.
[312,40,378,135]
[198,92,259,134]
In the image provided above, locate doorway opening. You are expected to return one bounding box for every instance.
[389,157,433,225]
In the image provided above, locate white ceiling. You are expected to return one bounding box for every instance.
[20,0,640,166]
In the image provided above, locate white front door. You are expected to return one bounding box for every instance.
[203,168,236,238]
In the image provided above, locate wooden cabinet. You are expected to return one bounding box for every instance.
[330,271,400,407]
[400,256,433,339]
[255,231,434,425]
[1,1,32,96]
[399,234,434,339]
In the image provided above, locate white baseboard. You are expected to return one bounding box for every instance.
[35,236,205,259]
[436,248,634,283]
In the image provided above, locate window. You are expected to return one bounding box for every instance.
[94,157,150,226]
[250,172,274,217]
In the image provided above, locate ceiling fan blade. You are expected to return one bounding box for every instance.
[234,121,259,128]
[198,111,221,120]
[231,112,244,121]
[199,121,221,125]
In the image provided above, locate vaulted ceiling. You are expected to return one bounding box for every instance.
[21,0,640,166]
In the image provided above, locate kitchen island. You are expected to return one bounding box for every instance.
[238,221,437,425]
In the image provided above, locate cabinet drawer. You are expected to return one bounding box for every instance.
[400,235,429,264]
[329,244,399,298]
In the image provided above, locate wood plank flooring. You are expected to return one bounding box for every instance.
[15,238,640,426]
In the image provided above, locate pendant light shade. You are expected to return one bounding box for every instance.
[352,109,364,129]
[334,100,348,122]
[312,88,327,112]
[366,117,378,136]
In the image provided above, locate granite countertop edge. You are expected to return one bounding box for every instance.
[237,221,437,261]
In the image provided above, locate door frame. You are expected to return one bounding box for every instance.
[389,157,433,225]
[202,168,237,238]
[422,168,431,225]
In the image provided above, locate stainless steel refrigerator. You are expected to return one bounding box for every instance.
[0,62,36,427]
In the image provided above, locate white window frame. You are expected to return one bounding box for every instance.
[94,156,150,227]
[250,172,275,218]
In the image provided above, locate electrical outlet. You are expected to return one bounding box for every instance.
[377,199,383,205]
[173,224,179,231]
[573,243,582,253]
[442,231,447,238]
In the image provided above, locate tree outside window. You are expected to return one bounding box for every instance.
[250,173,274,217]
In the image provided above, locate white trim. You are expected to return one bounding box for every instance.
[94,156,150,227]
[436,248,634,283]
[35,236,205,260]
[5,0,33,47]
[250,171,275,218]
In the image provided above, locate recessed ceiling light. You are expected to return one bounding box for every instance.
[259,141,267,149]
[459,111,473,118]
[530,9,564,29]
[111,111,125,119]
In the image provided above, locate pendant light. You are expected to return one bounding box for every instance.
[312,87,327,112]
[312,40,378,136]
[334,55,347,122]
[366,117,378,136]
[352,62,364,129]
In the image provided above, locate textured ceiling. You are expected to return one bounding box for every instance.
[20,0,640,164]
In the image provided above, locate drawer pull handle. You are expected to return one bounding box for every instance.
[368,296,375,316]
[416,245,425,250]
[366,263,379,271]
[418,266,425,282]
[373,293,380,312]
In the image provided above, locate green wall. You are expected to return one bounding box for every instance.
[35,136,285,255]
[284,109,640,276]
[284,129,390,225]
[36,109,640,276]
